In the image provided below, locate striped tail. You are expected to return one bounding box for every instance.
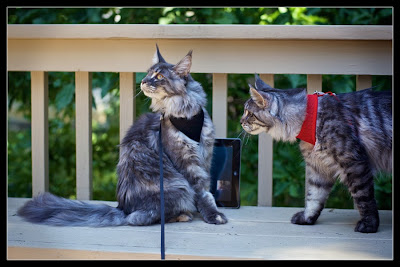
[17,192,127,227]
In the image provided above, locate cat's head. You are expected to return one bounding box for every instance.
[240,74,307,141]
[141,44,193,100]
[140,45,206,118]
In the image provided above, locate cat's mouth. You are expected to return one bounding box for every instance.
[241,123,266,135]
[141,82,168,100]
[140,82,156,94]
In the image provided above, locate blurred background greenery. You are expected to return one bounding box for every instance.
[7,7,392,209]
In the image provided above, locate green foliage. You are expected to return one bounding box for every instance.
[7,8,392,210]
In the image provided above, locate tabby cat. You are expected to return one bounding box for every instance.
[241,74,391,233]
[18,46,227,226]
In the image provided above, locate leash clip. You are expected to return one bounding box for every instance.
[313,91,336,96]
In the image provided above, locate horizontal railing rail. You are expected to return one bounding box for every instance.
[7,24,392,205]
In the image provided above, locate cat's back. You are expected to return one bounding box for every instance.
[338,88,391,113]
[120,112,160,147]
[318,88,391,120]
[317,88,392,172]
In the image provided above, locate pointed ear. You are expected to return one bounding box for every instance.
[152,44,167,65]
[173,50,192,77]
[249,86,267,108]
[255,74,273,90]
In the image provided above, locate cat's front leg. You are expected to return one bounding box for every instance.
[196,191,228,224]
[185,163,228,224]
[291,164,334,225]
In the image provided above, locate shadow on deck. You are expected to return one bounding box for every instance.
[7,198,392,260]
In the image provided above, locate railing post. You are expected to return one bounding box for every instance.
[305,74,322,197]
[75,71,93,200]
[257,74,274,207]
[356,75,372,91]
[31,71,49,196]
[212,73,227,138]
[119,72,136,145]
[307,74,322,94]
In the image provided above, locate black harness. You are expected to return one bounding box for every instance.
[169,108,204,142]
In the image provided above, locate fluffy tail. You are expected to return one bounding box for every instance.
[17,192,127,227]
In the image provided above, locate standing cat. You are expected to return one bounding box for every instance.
[18,46,227,226]
[240,74,391,233]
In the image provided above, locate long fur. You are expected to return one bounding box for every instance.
[18,46,227,226]
[241,75,392,233]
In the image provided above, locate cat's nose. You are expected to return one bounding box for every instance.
[141,77,149,85]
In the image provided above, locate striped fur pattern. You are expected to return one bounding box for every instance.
[18,46,227,226]
[241,75,392,233]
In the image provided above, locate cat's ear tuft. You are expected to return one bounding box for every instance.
[249,86,267,108]
[255,74,273,90]
[173,50,192,77]
[152,44,167,65]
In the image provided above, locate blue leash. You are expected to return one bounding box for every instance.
[159,115,165,260]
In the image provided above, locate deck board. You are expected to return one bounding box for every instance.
[7,198,392,260]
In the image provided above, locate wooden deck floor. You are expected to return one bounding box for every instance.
[7,198,393,260]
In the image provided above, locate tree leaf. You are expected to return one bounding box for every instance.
[55,84,74,111]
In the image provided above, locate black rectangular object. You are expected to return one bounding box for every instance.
[209,138,241,208]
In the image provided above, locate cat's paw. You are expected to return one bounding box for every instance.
[203,212,228,225]
[291,211,317,225]
[354,217,379,233]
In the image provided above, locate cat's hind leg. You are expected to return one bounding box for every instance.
[343,163,379,233]
[168,212,193,223]
[125,210,159,226]
[291,164,334,225]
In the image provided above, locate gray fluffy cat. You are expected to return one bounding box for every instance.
[241,75,391,233]
[18,46,227,226]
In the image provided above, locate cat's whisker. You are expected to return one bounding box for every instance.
[245,133,251,146]
[134,88,143,98]
[236,129,245,139]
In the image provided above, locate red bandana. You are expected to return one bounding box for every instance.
[296,94,318,145]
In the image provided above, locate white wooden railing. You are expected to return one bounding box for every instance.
[7,24,392,205]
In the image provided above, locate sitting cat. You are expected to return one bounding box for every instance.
[240,74,391,233]
[18,46,227,226]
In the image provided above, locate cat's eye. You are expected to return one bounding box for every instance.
[157,74,164,80]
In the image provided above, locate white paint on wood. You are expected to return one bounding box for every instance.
[7,39,392,75]
[119,72,136,144]
[30,71,49,196]
[75,72,92,200]
[212,73,227,138]
[258,74,274,207]
[7,25,393,40]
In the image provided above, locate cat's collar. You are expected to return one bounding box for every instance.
[296,92,340,145]
[296,94,318,146]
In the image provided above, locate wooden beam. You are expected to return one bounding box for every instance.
[30,71,49,196]
[119,72,136,144]
[7,39,392,75]
[258,74,274,207]
[7,25,393,40]
[75,72,93,200]
[212,73,227,138]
